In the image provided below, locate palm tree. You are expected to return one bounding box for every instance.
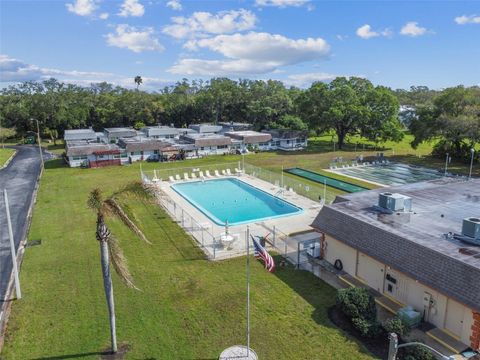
[134,75,143,90]
[87,183,152,353]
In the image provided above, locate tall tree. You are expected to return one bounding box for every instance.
[134,76,143,90]
[86,183,152,353]
[299,77,402,148]
[409,86,480,159]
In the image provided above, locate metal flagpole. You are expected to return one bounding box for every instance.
[4,189,21,299]
[246,226,250,358]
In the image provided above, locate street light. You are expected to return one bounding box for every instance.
[468,148,475,180]
[31,118,44,169]
[444,153,450,176]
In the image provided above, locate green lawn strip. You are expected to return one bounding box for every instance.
[0,148,15,167]
[3,163,375,359]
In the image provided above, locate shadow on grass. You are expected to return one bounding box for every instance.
[276,139,391,155]
[44,159,68,169]
[272,255,375,358]
[30,351,109,359]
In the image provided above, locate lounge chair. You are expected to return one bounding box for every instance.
[226,169,232,176]
[221,169,227,175]
[214,170,221,177]
[235,168,242,175]
[205,170,213,178]
[191,173,197,179]
[175,174,182,181]
[184,173,189,180]
[169,175,175,182]
[198,171,205,178]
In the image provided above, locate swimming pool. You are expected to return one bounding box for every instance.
[171,178,303,226]
[334,162,446,186]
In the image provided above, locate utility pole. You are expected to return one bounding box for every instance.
[32,118,44,169]
[4,189,22,299]
[469,148,475,180]
[444,153,450,176]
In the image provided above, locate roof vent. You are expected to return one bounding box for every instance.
[378,192,412,212]
[462,217,480,239]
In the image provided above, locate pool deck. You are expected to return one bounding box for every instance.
[157,174,322,260]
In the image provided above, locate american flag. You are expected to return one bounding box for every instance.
[251,235,275,272]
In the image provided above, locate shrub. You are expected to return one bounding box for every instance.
[399,343,435,360]
[351,317,382,338]
[336,287,377,321]
[383,316,410,337]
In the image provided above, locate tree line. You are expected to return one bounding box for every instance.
[0,77,478,157]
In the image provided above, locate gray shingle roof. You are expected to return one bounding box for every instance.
[224,131,272,144]
[64,129,96,141]
[311,178,480,311]
[66,143,121,156]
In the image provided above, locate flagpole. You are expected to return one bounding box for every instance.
[246,226,250,358]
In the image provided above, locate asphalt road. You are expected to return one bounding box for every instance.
[0,146,44,300]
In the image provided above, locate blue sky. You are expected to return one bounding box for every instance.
[1,0,479,90]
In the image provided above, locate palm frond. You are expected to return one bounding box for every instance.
[108,234,139,290]
[114,181,155,202]
[105,198,152,245]
[87,188,103,212]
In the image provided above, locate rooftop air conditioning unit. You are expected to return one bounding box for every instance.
[378,192,412,212]
[462,217,480,239]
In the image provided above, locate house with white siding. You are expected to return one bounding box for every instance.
[118,137,172,163]
[262,129,308,150]
[311,179,480,354]
[65,141,125,168]
[188,123,223,134]
[178,133,232,156]
[103,127,138,143]
[224,131,272,152]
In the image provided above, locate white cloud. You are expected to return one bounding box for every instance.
[162,9,256,39]
[454,14,480,25]
[356,24,391,39]
[0,54,111,82]
[166,0,182,11]
[255,0,309,7]
[283,72,337,87]
[169,32,330,76]
[66,0,97,16]
[400,22,429,37]
[118,0,144,17]
[0,55,171,90]
[105,25,164,53]
[99,12,109,20]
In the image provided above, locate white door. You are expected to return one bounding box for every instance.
[445,299,465,339]
[357,253,385,292]
[384,268,408,304]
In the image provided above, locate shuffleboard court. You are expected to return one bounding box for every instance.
[284,168,369,193]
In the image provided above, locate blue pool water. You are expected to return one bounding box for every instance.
[171,178,303,226]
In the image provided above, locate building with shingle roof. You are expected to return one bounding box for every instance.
[311,178,480,350]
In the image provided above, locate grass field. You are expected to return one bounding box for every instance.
[0,148,15,167]
[2,161,375,360]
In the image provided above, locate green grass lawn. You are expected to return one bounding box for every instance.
[0,148,15,167]
[2,161,375,360]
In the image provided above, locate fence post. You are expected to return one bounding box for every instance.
[297,242,301,269]
[272,226,276,248]
[213,236,216,259]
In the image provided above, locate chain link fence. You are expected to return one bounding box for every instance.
[243,163,336,204]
